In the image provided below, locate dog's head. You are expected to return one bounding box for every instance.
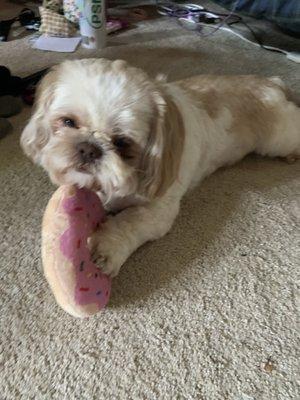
[21,59,184,203]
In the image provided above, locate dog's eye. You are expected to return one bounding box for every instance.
[62,118,77,128]
[113,137,129,149]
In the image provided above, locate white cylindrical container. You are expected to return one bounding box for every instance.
[77,0,106,49]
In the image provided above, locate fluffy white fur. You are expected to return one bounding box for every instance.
[21,59,300,276]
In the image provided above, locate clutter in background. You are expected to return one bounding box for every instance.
[39,6,77,37]
[40,0,81,37]
[39,0,147,38]
[157,1,300,63]
[0,0,149,49]
[0,8,40,42]
[213,0,300,36]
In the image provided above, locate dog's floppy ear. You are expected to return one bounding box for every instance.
[20,67,58,163]
[139,89,185,198]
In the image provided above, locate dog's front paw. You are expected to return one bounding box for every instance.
[88,231,128,277]
[93,251,124,277]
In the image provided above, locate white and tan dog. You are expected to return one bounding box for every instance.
[21,58,300,276]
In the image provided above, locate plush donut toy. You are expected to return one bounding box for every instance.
[42,185,111,318]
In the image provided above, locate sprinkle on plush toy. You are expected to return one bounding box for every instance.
[42,185,111,318]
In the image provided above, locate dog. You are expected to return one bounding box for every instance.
[21,58,300,277]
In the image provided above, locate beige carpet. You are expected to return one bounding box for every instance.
[1,3,300,399]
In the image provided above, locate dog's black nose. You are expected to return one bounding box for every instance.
[77,142,102,163]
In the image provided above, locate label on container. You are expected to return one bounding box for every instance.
[87,0,104,29]
[77,0,106,49]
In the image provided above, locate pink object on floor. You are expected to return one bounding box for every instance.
[42,185,111,318]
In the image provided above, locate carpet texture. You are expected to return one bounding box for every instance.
[0,3,299,399]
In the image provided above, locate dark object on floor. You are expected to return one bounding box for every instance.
[22,68,48,87]
[0,96,23,118]
[0,66,24,96]
[0,66,48,105]
[0,66,11,81]
[0,118,13,139]
[22,85,36,106]
[19,8,41,31]
[0,66,48,140]
[0,95,23,140]
[0,18,15,41]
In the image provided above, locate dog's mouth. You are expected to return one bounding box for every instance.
[48,166,100,191]
[74,165,101,190]
[91,180,102,191]
[77,164,89,173]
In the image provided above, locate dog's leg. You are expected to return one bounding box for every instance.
[89,194,181,277]
[255,84,300,160]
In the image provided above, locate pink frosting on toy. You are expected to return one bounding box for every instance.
[59,187,111,310]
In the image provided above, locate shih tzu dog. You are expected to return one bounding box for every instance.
[21,58,300,276]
